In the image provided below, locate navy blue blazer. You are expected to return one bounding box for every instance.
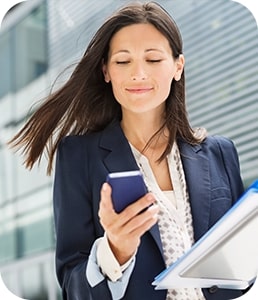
[53,121,244,300]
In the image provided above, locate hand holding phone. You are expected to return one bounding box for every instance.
[106,170,147,213]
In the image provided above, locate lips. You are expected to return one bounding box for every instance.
[125,87,153,93]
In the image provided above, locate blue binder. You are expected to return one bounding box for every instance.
[153,180,258,290]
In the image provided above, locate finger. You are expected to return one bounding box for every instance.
[120,193,156,221]
[109,205,159,252]
[99,182,138,230]
[125,204,159,234]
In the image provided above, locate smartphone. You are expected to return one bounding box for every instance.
[106,170,148,213]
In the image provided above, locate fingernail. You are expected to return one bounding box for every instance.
[149,204,159,211]
[102,182,108,191]
[147,194,154,202]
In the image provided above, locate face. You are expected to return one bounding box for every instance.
[103,23,184,117]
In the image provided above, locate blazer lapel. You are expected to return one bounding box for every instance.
[99,121,139,172]
[178,141,211,241]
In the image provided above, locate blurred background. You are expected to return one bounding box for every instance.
[0,0,257,299]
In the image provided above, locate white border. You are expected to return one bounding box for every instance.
[0,0,257,299]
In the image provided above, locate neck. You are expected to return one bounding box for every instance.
[121,112,168,152]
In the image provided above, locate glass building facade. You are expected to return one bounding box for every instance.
[0,0,257,299]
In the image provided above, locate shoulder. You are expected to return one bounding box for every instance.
[203,135,235,149]
[198,136,240,171]
[60,132,99,146]
[179,135,237,155]
[58,120,123,153]
[59,124,114,148]
[201,135,238,156]
[55,132,104,176]
[57,132,102,160]
[179,135,240,167]
[58,134,93,155]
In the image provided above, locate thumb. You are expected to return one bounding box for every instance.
[100,182,113,209]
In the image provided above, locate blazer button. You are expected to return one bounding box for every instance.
[208,286,218,294]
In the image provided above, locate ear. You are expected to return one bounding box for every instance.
[102,63,111,83]
[174,54,185,81]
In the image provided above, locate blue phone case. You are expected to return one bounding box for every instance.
[106,170,147,213]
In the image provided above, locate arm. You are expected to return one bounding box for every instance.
[87,237,136,300]
[53,136,158,300]
[214,136,244,202]
[53,136,113,300]
[96,234,136,281]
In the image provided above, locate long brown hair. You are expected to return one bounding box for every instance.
[9,1,205,175]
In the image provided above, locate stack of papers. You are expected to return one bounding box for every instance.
[153,180,258,290]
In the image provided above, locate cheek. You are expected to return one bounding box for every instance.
[108,79,125,103]
[158,74,174,97]
[108,69,127,93]
[110,83,121,99]
[107,71,123,89]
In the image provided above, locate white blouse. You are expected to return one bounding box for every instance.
[130,143,205,300]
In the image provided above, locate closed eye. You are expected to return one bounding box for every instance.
[116,61,130,64]
[147,59,162,63]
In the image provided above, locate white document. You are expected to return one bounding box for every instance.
[153,180,258,290]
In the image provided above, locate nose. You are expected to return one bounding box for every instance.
[131,61,147,81]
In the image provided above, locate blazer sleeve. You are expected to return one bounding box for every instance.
[53,136,112,300]
[213,135,244,202]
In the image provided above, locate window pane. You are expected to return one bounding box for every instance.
[0,2,48,98]
[14,3,48,92]
[0,31,12,98]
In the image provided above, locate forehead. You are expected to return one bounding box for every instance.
[109,23,171,54]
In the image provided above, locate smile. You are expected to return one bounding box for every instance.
[125,87,153,94]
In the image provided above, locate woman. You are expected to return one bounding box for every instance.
[9,2,244,300]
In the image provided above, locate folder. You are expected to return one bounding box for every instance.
[152,180,258,290]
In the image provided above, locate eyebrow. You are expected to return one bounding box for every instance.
[145,48,164,53]
[112,48,165,56]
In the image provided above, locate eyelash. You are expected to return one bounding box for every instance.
[116,59,162,64]
[147,59,162,63]
[116,61,129,64]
